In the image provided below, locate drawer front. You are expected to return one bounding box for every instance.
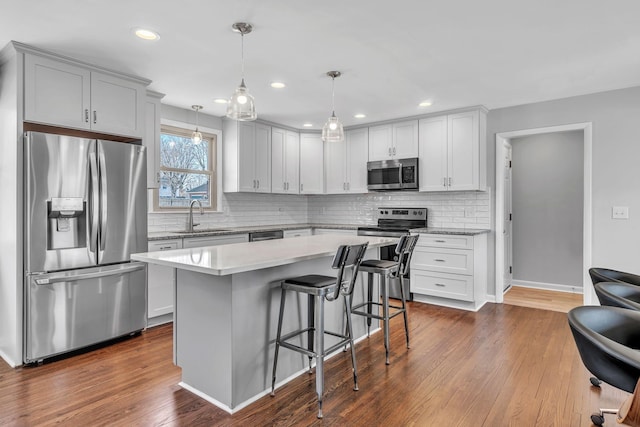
[148,240,182,251]
[416,234,473,249]
[411,247,473,275]
[410,270,474,302]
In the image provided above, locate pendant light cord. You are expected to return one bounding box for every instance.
[331,75,336,115]
[241,32,245,81]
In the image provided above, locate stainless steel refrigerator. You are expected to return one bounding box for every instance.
[24,131,148,363]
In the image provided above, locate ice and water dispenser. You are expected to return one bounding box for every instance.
[47,197,87,250]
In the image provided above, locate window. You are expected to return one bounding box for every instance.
[154,124,217,210]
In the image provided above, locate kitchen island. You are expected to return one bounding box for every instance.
[132,234,397,413]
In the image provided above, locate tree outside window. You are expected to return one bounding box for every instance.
[155,125,217,210]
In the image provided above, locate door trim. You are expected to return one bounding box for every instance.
[494,122,593,304]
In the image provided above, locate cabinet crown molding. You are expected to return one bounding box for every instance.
[10,40,151,86]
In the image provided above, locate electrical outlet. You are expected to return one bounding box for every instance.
[612,206,629,219]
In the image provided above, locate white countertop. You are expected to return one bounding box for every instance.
[132,234,398,276]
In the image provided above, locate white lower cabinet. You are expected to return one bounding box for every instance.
[147,234,250,326]
[410,233,487,311]
[147,239,182,324]
[283,228,313,238]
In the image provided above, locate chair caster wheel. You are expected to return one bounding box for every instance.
[590,376,602,387]
[591,412,605,426]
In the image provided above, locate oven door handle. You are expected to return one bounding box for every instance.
[398,163,403,188]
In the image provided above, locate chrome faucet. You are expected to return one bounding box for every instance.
[187,200,204,232]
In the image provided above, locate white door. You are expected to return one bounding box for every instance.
[346,128,369,193]
[368,124,392,161]
[271,127,286,193]
[284,131,300,193]
[238,122,257,192]
[325,140,346,193]
[254,123,272,193]
[392,120,419,159]
[503,141,513,291]
[300,134,324,194]
[448,111,479,191]
[418,116,448,191]
[24,54,91,130]
[90,71,144,137]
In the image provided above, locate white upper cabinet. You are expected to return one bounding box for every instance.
[144,91,164,189]
[223,120,271,193]
[272,127,300,194]
[419,109,486,192]
[299,133,324,194]
[24,53,146,138]
[368,120,418,161]
[325,127,368,194]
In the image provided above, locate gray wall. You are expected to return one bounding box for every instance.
[511,131,583,288]
[487,86,640,298]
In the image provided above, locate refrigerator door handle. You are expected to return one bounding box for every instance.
[98,143,108,253]
[89,145,99,256]
[33,263,146,285]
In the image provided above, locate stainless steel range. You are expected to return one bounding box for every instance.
[357,208,427,300]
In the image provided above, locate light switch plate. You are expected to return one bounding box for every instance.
[612,206,629,219]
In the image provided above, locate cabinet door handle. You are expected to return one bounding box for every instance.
[388,147,392,156]
[159,246,173,250]
[393,147,396,155]
[343,182,346,190]
[257,179,260,188]
[434,259,446,262]
[85,109,89,123]
[301,183,304,192]
[435,239,446,243]
[435,283,446,287]
[448,177,452,186]
[93,110,97,124]
[443,177,447,187]
[347,182,350,191]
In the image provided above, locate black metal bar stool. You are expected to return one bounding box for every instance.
[270,242,368,419]
[350,234,419,364]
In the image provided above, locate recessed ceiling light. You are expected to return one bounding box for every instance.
[303,123,313,127]
[270,82,286,89]
[418,100,432,107]
[213,98,228,104]
[354,114,366,119]
[133,28,160,41]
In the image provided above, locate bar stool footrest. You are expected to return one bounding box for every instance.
[351,301,406,321]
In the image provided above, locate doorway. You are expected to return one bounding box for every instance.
[495,123,593,305]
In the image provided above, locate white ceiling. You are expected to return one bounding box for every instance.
[2,0,640,129]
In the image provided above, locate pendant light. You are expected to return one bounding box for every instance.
[191,105,203,144]
[226,22,257,121]
[322,71,344,142]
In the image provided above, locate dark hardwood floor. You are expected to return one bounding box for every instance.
[0,302,626,426]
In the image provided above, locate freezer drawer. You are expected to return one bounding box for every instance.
[25,262,147,363]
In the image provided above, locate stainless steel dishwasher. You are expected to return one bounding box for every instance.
[249,230,284,242]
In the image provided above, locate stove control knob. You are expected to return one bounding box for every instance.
[380,210,384,215]
[413,211,417,215]
[385,210,389,214]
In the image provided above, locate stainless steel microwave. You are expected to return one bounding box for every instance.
[367,157,419,191]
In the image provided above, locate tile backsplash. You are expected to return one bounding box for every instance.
[148,190,491,233]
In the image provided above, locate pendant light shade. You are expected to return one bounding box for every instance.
[191,105,203,144]
[226,22,257,121]
[322,71,344,142]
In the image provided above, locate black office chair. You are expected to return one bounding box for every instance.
[568,306,640,425]
[589,268,640,287]
[595,282,640,311]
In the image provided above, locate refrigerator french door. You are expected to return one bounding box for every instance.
[24,131,147,363]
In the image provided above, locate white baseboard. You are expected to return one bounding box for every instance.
[511,280,583,294]
[0,348,19,368]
